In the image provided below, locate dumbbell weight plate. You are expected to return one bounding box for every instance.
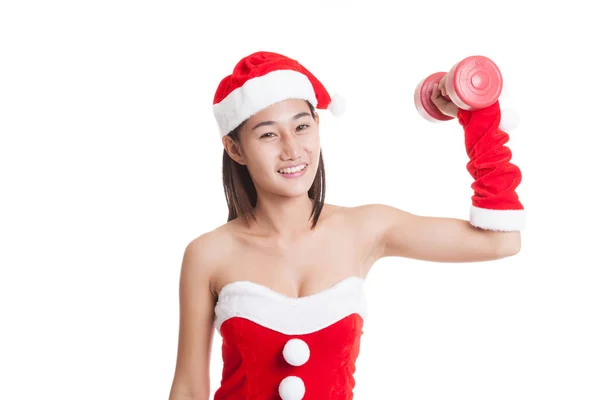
[446,55,502,110]
[414,72,454,122]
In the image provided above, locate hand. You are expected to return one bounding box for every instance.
[430,74,459,119]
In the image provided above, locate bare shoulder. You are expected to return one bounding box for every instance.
[346,203,411,226]
[342,203,389,229]
[341,203,409,262]
[320,203,384,234]
[187,225,233,260]
[184,223,237,296]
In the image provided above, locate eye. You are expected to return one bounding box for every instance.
[260,132,275,139]
[297,124,309,131]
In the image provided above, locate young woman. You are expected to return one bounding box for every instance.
[168,51,525,400]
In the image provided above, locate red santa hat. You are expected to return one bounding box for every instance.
[212,51,346,138]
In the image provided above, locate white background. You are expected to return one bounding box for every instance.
[1,0,599,399]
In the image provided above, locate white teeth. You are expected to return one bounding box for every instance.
[278,164,307,174]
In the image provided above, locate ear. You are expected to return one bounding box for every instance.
[222,136,246,165]
[314,112,320,125]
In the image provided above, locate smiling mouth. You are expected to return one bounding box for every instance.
[277,164,308,174]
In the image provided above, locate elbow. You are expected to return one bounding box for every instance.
[501,243,521,258]
[494,231,521,258]
[169,386,209,400]
[170,393,208,400]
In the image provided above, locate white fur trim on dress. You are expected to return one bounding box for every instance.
[214,276,367,335]
[470,205,526,231]
[213,69,318,137]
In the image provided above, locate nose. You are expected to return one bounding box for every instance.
[279,133,302,159]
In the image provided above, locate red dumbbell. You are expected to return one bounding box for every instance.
[414,55,503,122]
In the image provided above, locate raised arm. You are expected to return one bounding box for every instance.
[363,93,525,264]
[363,204,520,263]
[168,236,217,400]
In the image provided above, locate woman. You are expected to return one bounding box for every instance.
[168,51,525,400]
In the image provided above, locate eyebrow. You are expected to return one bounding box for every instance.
[251,112,311,131]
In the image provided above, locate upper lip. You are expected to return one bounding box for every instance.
[277,162,308,171]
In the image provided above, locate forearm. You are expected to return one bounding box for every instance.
[457,101,525,232]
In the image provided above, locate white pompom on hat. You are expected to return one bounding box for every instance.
[212,51,345,138]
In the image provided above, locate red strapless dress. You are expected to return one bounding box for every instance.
[212,276,368,400]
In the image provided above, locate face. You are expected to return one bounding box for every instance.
[223,98,320,198]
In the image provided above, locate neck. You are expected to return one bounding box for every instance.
[251,192,316,239]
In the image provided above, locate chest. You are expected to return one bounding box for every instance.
[213,213,372,299]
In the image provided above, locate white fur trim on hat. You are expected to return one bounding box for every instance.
[213,69,318,138]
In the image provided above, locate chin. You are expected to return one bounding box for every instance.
[272,181,314,197]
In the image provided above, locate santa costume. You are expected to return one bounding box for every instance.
[214,276,367,400]
[210,51,525,399]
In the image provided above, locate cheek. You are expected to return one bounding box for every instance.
[247,159,270,176]
[246,150,276,175]
[305,132,320,150]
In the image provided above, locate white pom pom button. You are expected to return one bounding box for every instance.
[282,338,310,366]
[279,376,305,400]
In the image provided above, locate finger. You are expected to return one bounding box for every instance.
[440,75,449,96]
[432,84,446,104]
[430,83,439,100]
[431,97,445,111]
